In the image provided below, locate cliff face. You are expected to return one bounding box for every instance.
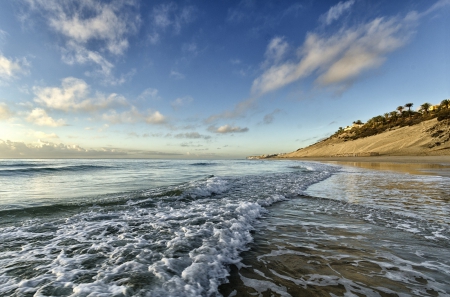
[281,118,450,158]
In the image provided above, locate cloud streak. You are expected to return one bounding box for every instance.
[252,15,414,96]
[320,0,355,26]
[208,125,249,134]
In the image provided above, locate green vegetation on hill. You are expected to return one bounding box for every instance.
[333,99,450,141]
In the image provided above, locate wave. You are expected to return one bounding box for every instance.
[0,164,112,176]
[190,162,217,166]
[0,162,52,168]
[0,164,341,296]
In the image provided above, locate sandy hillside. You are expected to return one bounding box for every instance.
[280,118,450,158]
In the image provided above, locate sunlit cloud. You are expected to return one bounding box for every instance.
[0,103,13,120]
[31,130,59,139]
[33,77,127,112]
[252,15,414,96]
[208,124,249,134]
[26,108,66,127]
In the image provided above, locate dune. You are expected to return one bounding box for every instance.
[276,118,450,158]
[247,118,450,160]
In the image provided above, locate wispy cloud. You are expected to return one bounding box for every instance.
[171,96,193,110]
[26,108,66,127]
[208,125,249,134]
[170,70,185,79]
[320,0,355,26]
[252,15,415,96]
[174,132,211,139]
[24,0,140,83]
[149,3,196,43]
[138,88,160,101]
[205,97,257,123]
[262,109,281,124]
[0,54,28,81]
[33,77,127,112]
[102,106,166,125]
[0,103,13,120]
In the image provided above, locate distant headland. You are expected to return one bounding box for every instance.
[249,100,450,159]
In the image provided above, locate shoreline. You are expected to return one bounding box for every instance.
[273,155,450,177]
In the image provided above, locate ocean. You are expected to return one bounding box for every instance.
[0,159,449,296]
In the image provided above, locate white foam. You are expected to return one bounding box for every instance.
[0,162,341,296]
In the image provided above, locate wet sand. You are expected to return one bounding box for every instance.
[276,156,450,177]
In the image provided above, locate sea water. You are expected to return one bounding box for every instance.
[0,159,449,296]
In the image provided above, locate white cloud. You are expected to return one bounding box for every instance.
[208,125,249,134]
[102,106,166,125]
[26,108,66,127]
[25,0,140,83]
[171,96,193,110]
[252,16,413,96]
[32,131,59,139]
[27,0,140,55]
[0,103,13,120]
[33,77,127,112]
[146,111,166,124]
[0,54,27,81]
[321,0,355,26]
[0,139,183,158]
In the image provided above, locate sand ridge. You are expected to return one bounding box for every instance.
[281,118,450,158]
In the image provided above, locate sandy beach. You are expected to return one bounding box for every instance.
[276,155,450,177]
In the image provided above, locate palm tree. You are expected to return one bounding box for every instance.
[405,103,413,118]
[397,106,404,116]
[390,111,398,119]
[405,103,413,112]
[441,99,450,109]
[420,103,431,114]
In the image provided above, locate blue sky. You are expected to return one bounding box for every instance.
[0,0,449,158]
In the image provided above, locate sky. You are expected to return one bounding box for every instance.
[0,0,449,159]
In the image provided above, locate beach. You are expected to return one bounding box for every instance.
[1,159,449,296]
[278,155,450,177]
